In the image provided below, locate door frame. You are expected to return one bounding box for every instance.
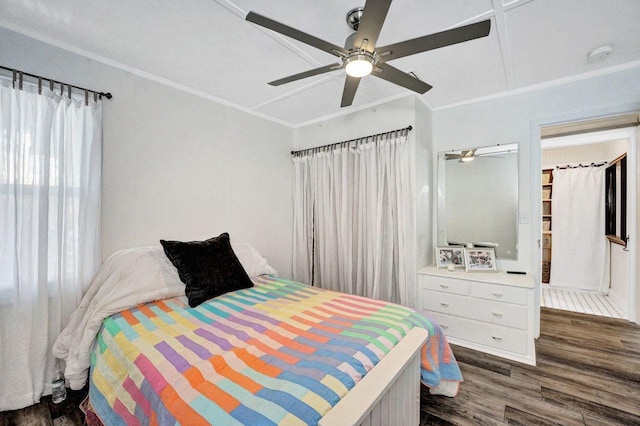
[530,105,640,332]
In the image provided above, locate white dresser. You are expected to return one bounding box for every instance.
[418,266,536,365]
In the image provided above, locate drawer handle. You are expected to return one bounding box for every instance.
[441,324,449,330]
[439,284,449,289]
[492,292,503,298]
[492,336,503,341]
[491,311,503,317]
[439,302,449,307]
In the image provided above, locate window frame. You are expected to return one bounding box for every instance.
[605,153,627,246]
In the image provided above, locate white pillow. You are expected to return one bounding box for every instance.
[231,242,278,277]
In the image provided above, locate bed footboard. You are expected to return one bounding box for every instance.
[319,327,428,426]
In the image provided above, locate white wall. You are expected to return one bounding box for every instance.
[414,100,434,270]
[432,66,640,325]
[542,139,627,166]
[611,244,630,317]
[293,96,417,150]
[0,28,294,277]
[433,66,640,274]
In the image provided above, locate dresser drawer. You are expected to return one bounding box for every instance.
[422,290,528,330]
[426,312,528,355]
[419,274,469,296]
[470,282,528,305]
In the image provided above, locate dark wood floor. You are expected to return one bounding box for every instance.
[421,308,640,425]
[0,386,87,426]
[2,308,639,425]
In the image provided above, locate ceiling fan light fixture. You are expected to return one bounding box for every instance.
[344,52,374,78]
[459,150,475,162]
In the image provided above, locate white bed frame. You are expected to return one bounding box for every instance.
[319,327,428,426]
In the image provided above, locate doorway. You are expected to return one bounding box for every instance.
[537,122,638,323]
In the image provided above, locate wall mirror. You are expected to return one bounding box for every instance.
[436,144,519,260]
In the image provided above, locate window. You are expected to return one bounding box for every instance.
[605,154,627,246]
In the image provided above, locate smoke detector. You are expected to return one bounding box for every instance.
[588,45,613,62]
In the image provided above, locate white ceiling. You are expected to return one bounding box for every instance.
[1,0,639,127]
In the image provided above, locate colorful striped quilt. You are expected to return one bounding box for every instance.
[89,276,462,425]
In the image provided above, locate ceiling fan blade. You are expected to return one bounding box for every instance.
[247,12,348,57]
[376,20,491,62]
[268,63,342,86]
[373,63,432,94]
[352,0,392,51]
[341,76,361,107]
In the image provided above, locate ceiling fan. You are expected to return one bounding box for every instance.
[246,0,491,107]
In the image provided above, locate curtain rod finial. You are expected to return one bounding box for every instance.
[103,93,113,100]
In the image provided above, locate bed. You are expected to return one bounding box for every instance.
[53,236,462,425]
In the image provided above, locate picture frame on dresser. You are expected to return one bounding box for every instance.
[436,246,465,268]
[464,247,497,272]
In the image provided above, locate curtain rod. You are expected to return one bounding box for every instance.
[291,125,412,156]
[0,64,112,103]
[556,161,607,170]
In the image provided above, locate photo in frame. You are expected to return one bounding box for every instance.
[464,247,497,272]
[436,246,465,269]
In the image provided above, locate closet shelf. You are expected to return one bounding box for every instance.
[542,168,553,284]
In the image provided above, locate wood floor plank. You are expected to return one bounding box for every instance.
[502,397,585,426]
[511,358,640,412]
[542,387,640,426]
[420,412,457,426]
[421,392,507,426]
[532,356,640,397]
[620,338,640,355]
[541,312,640,342]
[503,405,569,426]
[454,362,587,426]
[583,414,629,426]
[421,308,640,425]
[536,338,640,382]
[2,402,52,426]
[445,380,506,421]
[449,344,512,377]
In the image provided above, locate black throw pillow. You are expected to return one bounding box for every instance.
[160,233,253,307]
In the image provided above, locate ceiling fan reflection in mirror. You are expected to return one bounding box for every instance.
[444,144,516,162]
[246,0,491,107]
[445,149,477,162]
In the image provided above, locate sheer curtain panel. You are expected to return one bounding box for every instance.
[0,79,102,410]
[292,130,415,306]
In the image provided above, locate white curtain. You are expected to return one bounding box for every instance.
[550,166,609,292]
[0,80,102,410]
[292,130,415,306]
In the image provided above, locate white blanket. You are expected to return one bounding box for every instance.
[52,246,185,389]
[53,242,278,390]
